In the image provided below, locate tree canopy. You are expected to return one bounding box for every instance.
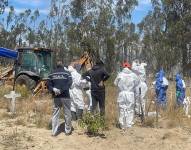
[0,0,191,74]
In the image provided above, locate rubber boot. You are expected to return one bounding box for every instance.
[76,109,83,120]
[71,111,77,121]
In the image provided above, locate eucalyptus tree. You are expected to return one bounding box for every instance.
[30,9,40,29]
[139,0,191,73]
[115,0,138,63]
[0,0,8,14]
[6,6,14,30]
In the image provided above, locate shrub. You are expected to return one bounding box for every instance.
[79,112,106,136]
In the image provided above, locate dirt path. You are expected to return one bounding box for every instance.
[0,121,191,150]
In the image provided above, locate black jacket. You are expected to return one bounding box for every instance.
[47,65,72,98]
[82,65,110,91]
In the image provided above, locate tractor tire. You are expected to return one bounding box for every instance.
[15,75,36,90]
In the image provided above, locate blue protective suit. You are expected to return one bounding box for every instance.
[155,70,168,105]
[176,74,186,106]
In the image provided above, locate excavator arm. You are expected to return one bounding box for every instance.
[77,51,93,71]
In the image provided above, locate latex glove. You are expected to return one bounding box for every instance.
[98,81,104,87]
[152,81,156,85]
[53,88,61,96]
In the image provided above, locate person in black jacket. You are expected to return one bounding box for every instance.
[47,61,73,136]
[82,59,110,116]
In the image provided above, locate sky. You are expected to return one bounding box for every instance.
[132,0,152,24]
[3,0,152,24]
[6,0,50,15]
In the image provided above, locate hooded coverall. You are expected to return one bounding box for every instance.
[132,61,148,115]
[155,69,168,105]
[68,66,84,120]
[176,74,186,106]
[114,68,139,128]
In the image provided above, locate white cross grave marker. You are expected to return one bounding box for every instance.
[183,97,191,118]
[4,91,21,114]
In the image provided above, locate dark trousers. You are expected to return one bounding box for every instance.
[91,90,105,116]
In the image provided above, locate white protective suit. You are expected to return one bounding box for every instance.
[114,68,139,128]
[81,79,92,111]
[68,66,84,113]
[132,61,148,115]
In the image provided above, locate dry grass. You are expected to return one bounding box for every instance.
[15,85,31,98]
[0,127,33,150]
[16,96,52,129]
[144,117,155,128]
[107,78,191,129]
[145,79,191,129]
[0,84,52,129]
[0,85,13,111]
[0,78,191,131]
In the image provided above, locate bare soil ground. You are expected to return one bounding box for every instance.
[0,113,191,150]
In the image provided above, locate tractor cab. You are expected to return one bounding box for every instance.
[0,47,54,92]
[15,48,53,79]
